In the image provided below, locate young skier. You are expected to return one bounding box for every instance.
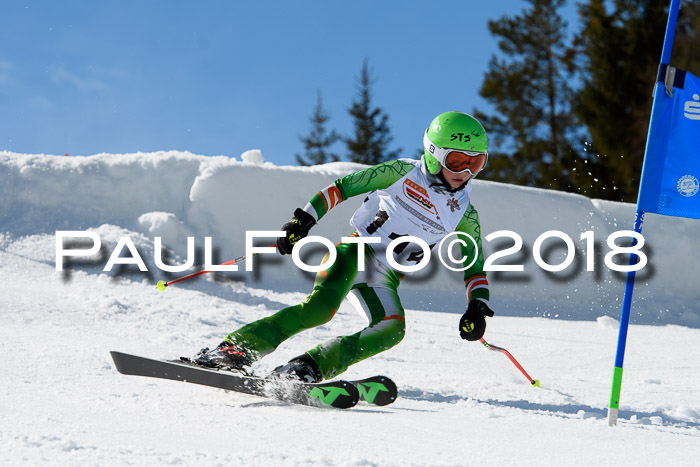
[190,111,494,382]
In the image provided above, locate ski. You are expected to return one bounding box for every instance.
[173,359,399,406]
[110,351,359,409]
[351,376,397,406]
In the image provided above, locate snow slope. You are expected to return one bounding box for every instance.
[1,150,699,466]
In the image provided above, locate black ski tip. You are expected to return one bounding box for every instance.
[335,381,360,409]
[353,375,398,406]
[305,380,360,409]
[110,350,130,374]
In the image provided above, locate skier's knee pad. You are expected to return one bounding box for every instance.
[369,316,405,352]
[384,318,406,348]
[298,287,344,328]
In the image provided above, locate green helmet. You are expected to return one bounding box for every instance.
[423,111,488,175]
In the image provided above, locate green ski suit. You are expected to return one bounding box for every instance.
[224,159,489,380]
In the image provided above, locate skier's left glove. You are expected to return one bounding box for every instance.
[459,299,495,341]
[277,208,317,255]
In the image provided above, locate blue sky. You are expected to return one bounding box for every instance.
[0,1,579,165]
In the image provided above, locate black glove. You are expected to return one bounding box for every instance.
[277,208,317,255]
[459,299,495,341]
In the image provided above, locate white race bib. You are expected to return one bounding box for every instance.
[351,161,471,272]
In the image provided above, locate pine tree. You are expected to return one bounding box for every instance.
[346,59,400,165]
[573,0,700,201]
[295,91,341,166]
[674,1,700,72]
[475,0,589,195]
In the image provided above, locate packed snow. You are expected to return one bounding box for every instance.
[1,150,699,466]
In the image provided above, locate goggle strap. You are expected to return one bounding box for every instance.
[423,130,440,161]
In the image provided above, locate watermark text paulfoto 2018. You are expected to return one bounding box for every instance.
[55,230,647,274]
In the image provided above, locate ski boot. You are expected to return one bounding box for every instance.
[184,342,253,375]
[271,353,322,383]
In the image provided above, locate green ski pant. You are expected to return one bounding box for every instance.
[224,239,406,380]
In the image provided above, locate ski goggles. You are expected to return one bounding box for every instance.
[423,131,488,175]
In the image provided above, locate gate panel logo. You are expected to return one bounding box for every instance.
[677,174,699,197]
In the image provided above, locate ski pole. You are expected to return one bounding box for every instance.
[480,338,540,387]
[156,243,277,291]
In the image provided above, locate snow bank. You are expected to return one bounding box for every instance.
[1,150,698,326]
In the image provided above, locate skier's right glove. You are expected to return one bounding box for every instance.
[277,208,317,255]
[459,299,495,341]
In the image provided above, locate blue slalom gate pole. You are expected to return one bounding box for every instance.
[606,211,644,426]
[606,0,682,426]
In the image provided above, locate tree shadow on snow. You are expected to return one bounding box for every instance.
[398,388,700,429]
